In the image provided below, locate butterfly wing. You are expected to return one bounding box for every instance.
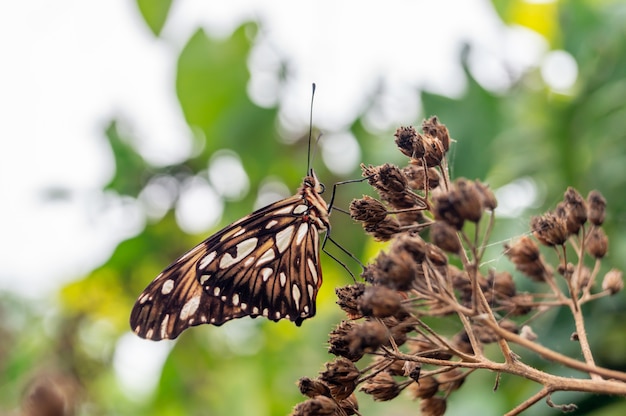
[130,191,327,340]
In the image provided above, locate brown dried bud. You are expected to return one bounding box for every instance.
[420,397,447,416]
[430,220,462,254]
[392,233,427,263]
[433,191,464,230]
[454,178,484,223]
[338,394,359,416]
[371,250,417,291]
[402,164,440,190]
[335,284,365,319]
[364,216,401,241]
[423,134,446,167]
[587,190,606,226]
[408,376,439,399]
[348,320,389,357]
[572,265,591,291]
[358,286,404,318]
[531,212,568,246]
[426,243,448,266]
[438,368,465,393]
[319,358,360,401]
[520,325,538,341]
[362,163,408,196]
[504,236,551,282]
[487,270,516,298]
[359,372,400,401]
[298,377,331,398]
[586,227,608,258]
[475,180,497,211]
[394,125,420,158]
[602,269,623,295]
[291,396,339,416]
[563,187,587,235]
[422,116,450,152]
[349,196,388,224]
[328,320,363,361]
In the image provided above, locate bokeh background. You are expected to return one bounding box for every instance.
[2,0,626,415]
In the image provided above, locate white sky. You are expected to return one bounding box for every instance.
[0,0,551,297]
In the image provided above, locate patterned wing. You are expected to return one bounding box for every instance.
[130,185,327,340]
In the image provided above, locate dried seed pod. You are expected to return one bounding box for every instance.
[531,212,568,246]
[433,192,464,230]
[408,376,439,400]
[328,320,363,361]
[291,396,339,416]
[587,190,606,226]
[563,187,587,235]
[359,372,401,401]
[504,236,551,282]
[349,196,388,224]
[586,227,608,258]
[420,397,447,416]
[364,216,401,241]
[422,116,450,151]
[357,286,404,318]
[403,164,440,190]
[338,394,359,416]
[453,178,484,223]
[298,377,331,398]
[487,270,516,298]
[602,269,623,295]
[319,358,360,401]
[475,179,497,211]
[429,220,462,254]
[348,320,389,357]
[371,250,418,291]
[394,125,421,158]
[335,284,366,319]
[422,134,446,167]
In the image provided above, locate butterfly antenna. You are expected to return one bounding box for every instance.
[307,83,316,174]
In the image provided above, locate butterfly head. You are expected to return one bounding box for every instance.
[304,168,325,195]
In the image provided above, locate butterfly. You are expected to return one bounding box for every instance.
[130,169,330,340]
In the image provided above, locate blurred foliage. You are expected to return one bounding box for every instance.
[2,0,626,415]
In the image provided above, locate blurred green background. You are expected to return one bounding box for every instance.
[2,0,626,415]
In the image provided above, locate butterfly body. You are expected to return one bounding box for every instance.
[130,171,329,340]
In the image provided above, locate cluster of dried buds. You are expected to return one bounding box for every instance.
[291,117,623,416]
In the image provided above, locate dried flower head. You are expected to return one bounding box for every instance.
[602,269,623,295]
[359,372,401,401]
[420,397,447,416]
[394,125,421,158]
[531,212,568,246]
[563,187,587,235]
[504,236,551,282]
[291,396,339,416]
[422,116,450,152]
[357,286,404,318]
[335,284,366,319]
[319,358,360,401]
[587,190,606,226]
[403,164,440,190]
[430,220,462,254]
[348,320,389,357]
[328,320,363,361]
[475,180,497,211]
[364,216,401,241]
[298,377,331,398]
[349,195,388,224]
[369,250,418,291]
[586,227,608,258]
[408,376,439,399]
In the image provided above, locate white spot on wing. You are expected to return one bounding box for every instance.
[260,267,273,282]
[256,248,275,266]
[160,315,170,339]
[220,238,258,268]
[244,256,256,267]
[139,293,150,304]
[200,274,211,284]
[274,206,294,215]
[213,287,220,296]
[308,284,314,300]
[146,329,153,338]
[232,294,239,306]
[307,258,319,284]
[275,226,295,253]
[161,279,175,295]
[292,285,301,310]
[180,295,201,320]
[252,307,259,314]
[296,223,309,245]
[199,251,217,269]
[265,219,278,229]
[293,204,308,215]
[241,303,247,310]
[280,272,287,287]
[262,308,269,317]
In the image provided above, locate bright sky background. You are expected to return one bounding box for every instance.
[0,0,569,400]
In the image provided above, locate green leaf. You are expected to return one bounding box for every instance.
[135,0,173,36]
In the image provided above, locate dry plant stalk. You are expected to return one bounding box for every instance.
[291,117,626,416]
